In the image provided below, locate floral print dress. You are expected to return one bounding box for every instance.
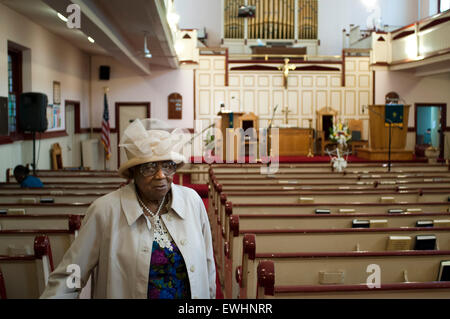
[147,240,191,299]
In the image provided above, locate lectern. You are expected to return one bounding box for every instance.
[216,111,244,161]
[358,104,413,161]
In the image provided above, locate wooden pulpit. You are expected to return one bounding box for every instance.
[358,104,413,161]
[216,111,244,161]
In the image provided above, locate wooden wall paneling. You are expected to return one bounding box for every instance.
[243,75,255,87]
[302,90,313,115]
[272,75,284,88]
[199,59,210,70]
[287,90,299,115]
[316,90,328,111]
[359,90,370,116]
[229,75,240,87]
[199,90,211,115]
[345,75,356,87]
[214,58,226,70]
[258,90,270,115]
[214,74,226,86]
[359,60,370,72]
[330,90,342,114]
[302,75,313,87]
[288,75,299,88]
[199,73,211,87]
[258,75,270,87]
[345,90,357,116]
[331,76,341,87]
[214,90,226,114]
[316,76,327,87]
[359,74,370,88]
[288,118,299,127]
[345,60,356,72]
[229,90,241,112]
[273,90,285,111]
[243,90,255,113]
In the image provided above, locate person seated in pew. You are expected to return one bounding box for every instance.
[13,165,43,188]
[41,119,216,299]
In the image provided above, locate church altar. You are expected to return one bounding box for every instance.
[272,127,313,157]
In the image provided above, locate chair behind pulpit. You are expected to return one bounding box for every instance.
[316,107,338,156]
[238,112,259,158]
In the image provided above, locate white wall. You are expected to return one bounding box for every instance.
[174,0,222,47]
[0,3,90,181]
[375,70,450,156]
[90,55,194,129]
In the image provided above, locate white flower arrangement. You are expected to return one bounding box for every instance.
[329,122,351,146]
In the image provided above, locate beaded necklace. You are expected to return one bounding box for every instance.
[136,192,173,251]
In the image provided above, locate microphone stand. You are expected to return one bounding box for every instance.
[266,105,278,165]
[364,104,404,172]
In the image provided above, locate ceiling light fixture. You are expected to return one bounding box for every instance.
[144,34,152,58]
[57,12,68,22]
[87,36,95,43]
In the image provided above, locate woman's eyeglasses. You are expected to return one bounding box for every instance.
[139,161,177,177]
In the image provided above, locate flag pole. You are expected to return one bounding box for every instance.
[103,87,109,171]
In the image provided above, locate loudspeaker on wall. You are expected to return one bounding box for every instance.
[19,92,48,132]
[99,65,110,80]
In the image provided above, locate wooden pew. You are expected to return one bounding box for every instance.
[232,212,450,231]
[0,235,53,299]
[0,181,121,189]
[0,228,80,267]
[230,228,450,299]
[32,175,125,183]
[0,214,82,231]
[212,175,450,184]
[211,162,450,173]
[0,193,104,204]
[212,170,450,179]
[255,258,450,299]
[219,190,450,204]
[0,187,116,194]
[0,203,89,215]
[214,195,450,256]
[0,267,6,299]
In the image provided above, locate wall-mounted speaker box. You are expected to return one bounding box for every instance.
[99,65,110,80]
[19,92,48,132]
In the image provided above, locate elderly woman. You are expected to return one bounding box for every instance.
[41,119,216,299]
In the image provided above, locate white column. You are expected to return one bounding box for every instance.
[221,0,225,43]
[244,0,248,43]
[294,0,299,41]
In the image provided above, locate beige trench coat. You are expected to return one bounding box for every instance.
[40,183,216,299]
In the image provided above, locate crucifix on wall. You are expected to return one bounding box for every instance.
[281,106,291,125]
[278,58,296,89]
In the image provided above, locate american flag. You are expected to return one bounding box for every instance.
[101,93,111,160]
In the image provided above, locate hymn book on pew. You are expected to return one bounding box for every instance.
[388,209,404,214]
[352,219,369,228]
[0,209,6,215]
[434,219,450,227]
[369,219,388,228]
[437,261,450,281]
[386,236,412,251]
[414,235,436,250]
[416,220,434,228]
[315,209,330,214]
[40,198,55,203]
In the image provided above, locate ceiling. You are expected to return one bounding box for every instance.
[1,0,179,75]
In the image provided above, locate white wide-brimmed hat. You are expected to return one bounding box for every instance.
[118,119,189,179]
